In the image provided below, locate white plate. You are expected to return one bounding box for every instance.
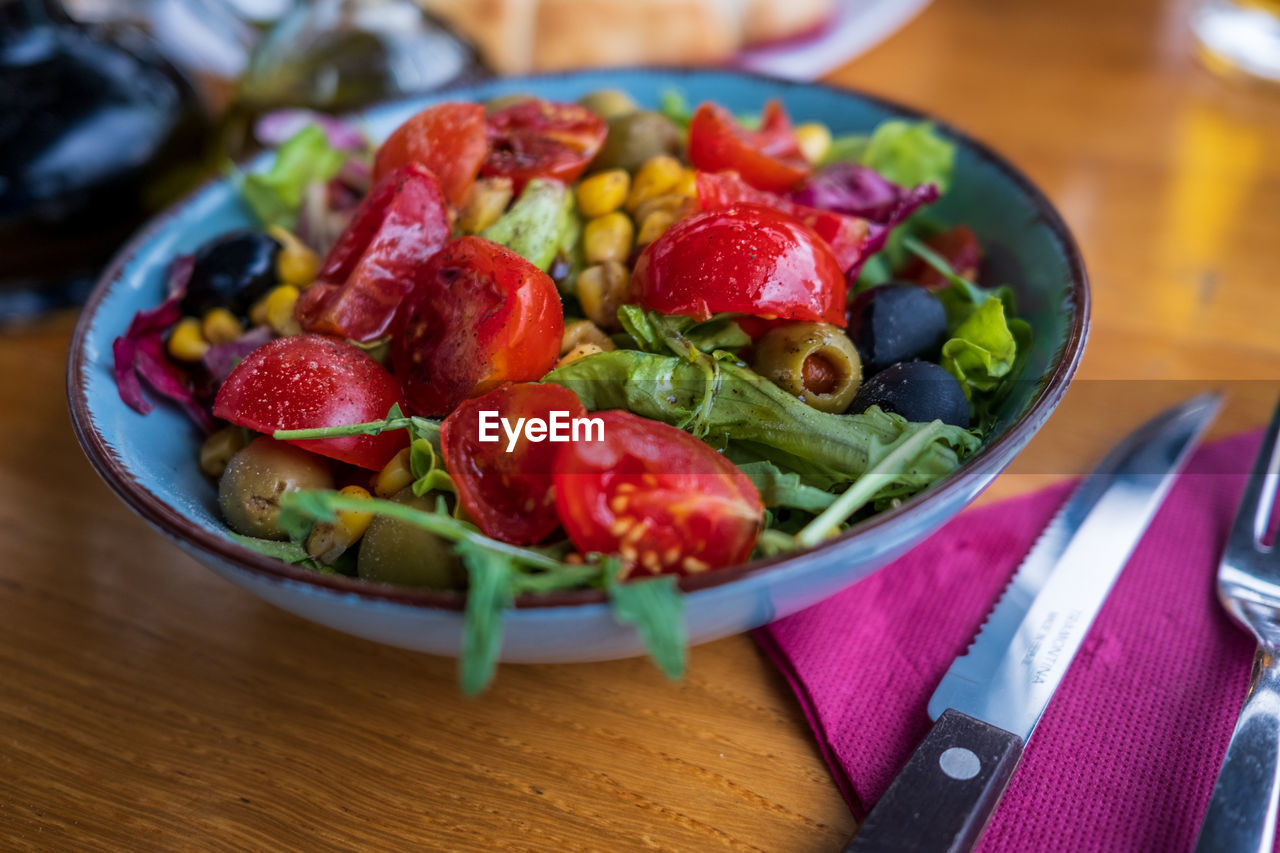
[735,0,933,80]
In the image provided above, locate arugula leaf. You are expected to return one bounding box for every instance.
[229,533,312,563]
[276,489,621,691]
[480,178,576,272]
[823,121,955,192]
[607,570,686,679]
[241,125,346,230]
[273,403,440,443]
[902,235,991,305]
[734,460,838,513]
[795,421,948,546]
[455,541,516,695]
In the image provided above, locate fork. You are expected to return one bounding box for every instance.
[1195,400,1280,853]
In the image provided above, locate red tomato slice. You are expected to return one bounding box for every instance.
[553,411,763,578]
[390,236,563,417]
[695,170,871,272]
[296,164,452,343]
[441,383,587,545]
[213,333,407,470]
[688,100,810,193]
[480,99,607,194]
[372,102,489,206]
[630,203,847,326]
[898,225,982,290]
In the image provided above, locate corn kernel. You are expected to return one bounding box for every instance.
[636,210,677,247]
[794,122,832,164]
[248,297,270,328]
[583,211,634,265]
[457,177,514,233]
[555,343,603,368]
[672,169,698,199]
[375,448,414,497]
[632,193,690,227]
[575,170,630,218]
[199,426,247,478]
[626,155,684,213]
[268,225,321,287]
[264,285,302,336]
[305,485,374,564]
[561,319,616,355]
[576,262,629,330]
[201,307,243,345]
[167,317,209,362]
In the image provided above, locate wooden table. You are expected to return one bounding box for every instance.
[4,0,1279,849]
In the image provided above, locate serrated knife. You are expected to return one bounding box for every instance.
[843,392,1222,853]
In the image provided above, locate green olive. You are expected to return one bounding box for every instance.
[577,88,638,119]
[752,323,863,414]
[218,437,334,540]
[356,488,465,589]
[589,111,683,173]
[484,93,537,114]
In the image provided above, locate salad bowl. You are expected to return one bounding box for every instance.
[68,68,1088,664]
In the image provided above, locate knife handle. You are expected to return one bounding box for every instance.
[843,709,1024,853]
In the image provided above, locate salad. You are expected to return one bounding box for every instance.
[112,89,1030,691]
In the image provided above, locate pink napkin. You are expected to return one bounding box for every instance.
[755,430,1265,852]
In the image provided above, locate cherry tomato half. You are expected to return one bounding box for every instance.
[390,236,563,417]
[630,203,847,326]
[297,164,452,343]
[481,99,607,194]
[441,383,587,545]
[898,225,982,290]
[688,100,810,193]
[695,170,871,272]
[372,102,489,206]
[553,411,763,578]
[213,333,407,470]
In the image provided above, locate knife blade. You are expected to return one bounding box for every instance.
[844,392,1222,853]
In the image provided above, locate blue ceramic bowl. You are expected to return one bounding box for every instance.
[68,69,1088,663]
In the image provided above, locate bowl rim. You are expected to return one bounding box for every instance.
[67,66,1090,613]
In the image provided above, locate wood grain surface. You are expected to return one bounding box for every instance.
[4,0,1280,850]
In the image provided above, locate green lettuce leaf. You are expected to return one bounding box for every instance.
[241,125,346,229]
[940,298,1019,398]
[823,120,955,192]
[734,460,838,513]
[544,348,977,495]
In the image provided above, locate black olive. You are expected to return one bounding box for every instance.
[846,283,949,374]
[181,229,282,317]
[849,361,970,428]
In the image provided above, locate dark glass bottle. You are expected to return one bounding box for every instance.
[223,0,487,158]
[0,0,209,322]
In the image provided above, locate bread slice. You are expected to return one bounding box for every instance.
[419,0,833,74]
[532,0,741,71]
[742,0,833,44]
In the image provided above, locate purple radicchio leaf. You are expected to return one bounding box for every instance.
[202,325,274,384]
[254,109,368,152]
[789,163,938,223]
[111,254,214,431]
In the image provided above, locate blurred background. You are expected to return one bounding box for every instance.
[2,0,1277,326]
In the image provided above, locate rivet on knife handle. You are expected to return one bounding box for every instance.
[844,710,1023,853]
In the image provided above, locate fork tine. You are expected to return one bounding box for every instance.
[1229,397,1280,554]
